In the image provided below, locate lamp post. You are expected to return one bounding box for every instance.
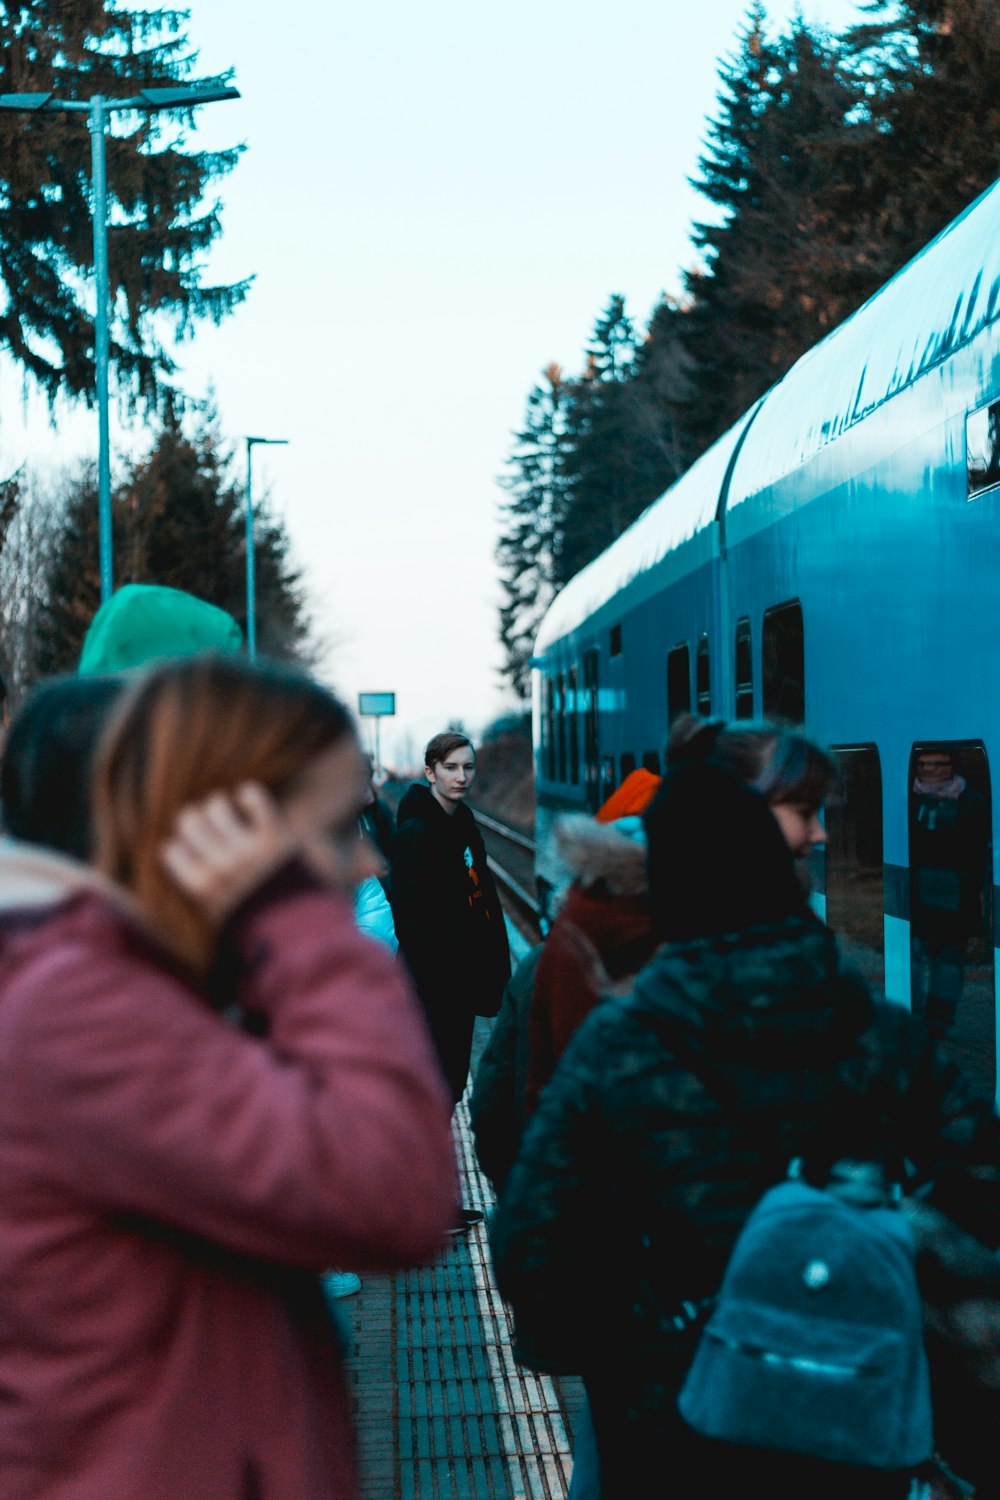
[244,436,289,661]
[0,84,240,604]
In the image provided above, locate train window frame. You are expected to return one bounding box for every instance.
[568,665,580,785]
[583,649,600,811]
[735,616,753,719]
[907,739,994,1098]
[667,642,691,725]
[696,634,711,716]
[826,743,885,995]
[762,600,805,723]
[556,671,567,782]
[967,398,1000,500]
[543,676,556,781]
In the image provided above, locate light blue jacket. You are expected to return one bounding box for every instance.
[355,877,397,951]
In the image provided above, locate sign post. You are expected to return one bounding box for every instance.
[358,692,396,779]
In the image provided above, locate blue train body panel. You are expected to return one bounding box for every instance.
[532,175,1000,1101]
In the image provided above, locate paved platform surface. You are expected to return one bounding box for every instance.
[340,999,584,1500]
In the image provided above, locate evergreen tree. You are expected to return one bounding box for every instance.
[34,406,311,676]
[679,10,864,454]
[0,1,248,406]
[558,294,673,584]
[496,363,568,699]
[840,0,1000,291]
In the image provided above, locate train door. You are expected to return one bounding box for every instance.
[826,745,884,995]
[583,648,600,811]
[908,742,994,1100]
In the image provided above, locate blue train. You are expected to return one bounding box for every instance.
[531,175,1000,1103]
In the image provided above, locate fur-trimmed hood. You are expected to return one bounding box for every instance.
[0,838,125,915]
[553,815,648,897]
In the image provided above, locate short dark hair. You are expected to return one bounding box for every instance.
[1,675,126,861]
[424,731,473,769]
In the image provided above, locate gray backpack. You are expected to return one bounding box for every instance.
[677,1161,934,1471]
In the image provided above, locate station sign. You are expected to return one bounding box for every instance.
[358,692,396,717]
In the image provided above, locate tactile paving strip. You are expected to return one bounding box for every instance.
[343,1083,581,1499]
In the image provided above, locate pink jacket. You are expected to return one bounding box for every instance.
[0,847,457,1500]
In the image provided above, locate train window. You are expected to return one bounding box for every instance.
[621,751,636,781]
[967,398,1000,499]
[762,601,804,723]
[568,665,580,785]
[696,635,711,715]
[667,643,691,724]
[610,623,623,657]
[601,756,616,803]
[826,746,884,994]
[642,749,661,774]
[556,672,567,782]
[908,742,994,1098]
[583,649,600,811]
[735,617,753,719]
[543,677,556,781]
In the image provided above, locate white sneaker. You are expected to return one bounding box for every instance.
[323,1270,362,1298]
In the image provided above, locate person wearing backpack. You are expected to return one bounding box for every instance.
[489,742,1000,1499]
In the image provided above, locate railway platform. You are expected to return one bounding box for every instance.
[338,924,583,1500]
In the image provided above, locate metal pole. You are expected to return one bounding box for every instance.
[89,95,113,604]
[245,438,256,661]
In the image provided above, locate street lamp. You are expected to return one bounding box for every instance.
[0,83,240,603]
[244,436,289,661]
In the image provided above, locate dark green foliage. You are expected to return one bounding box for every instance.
[34,405,310,675]
[679,11,866,452]
[840,0,1000,292]
[0,1,248,406]
[496,363,569,700]
[496,299,685,697]
[498,0,1000,695]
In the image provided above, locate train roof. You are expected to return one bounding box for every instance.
[534,408,754,653]
[534,173,1000,654]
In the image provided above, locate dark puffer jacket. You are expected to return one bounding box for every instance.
[490,917,1000,1481]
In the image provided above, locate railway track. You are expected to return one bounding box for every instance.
[473,808,542,947]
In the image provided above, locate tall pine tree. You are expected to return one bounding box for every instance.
[496,363,568,699]
[840,0,1000,294]
[679,10,863,455]
[34,405,311,675]
[0,1,248,406]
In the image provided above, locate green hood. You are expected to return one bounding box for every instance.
[77,584,244,676]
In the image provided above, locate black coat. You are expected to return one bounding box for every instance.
[489,916,1000,1494]
[390,784,511,1025]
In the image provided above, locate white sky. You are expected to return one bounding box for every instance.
[0,0,866,767]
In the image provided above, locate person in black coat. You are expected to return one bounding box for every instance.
[489,751,1000,1499]
[390,731,511,1120]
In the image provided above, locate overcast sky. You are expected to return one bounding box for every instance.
[0,0,866,767]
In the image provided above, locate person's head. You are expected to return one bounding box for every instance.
[915,748,955,785]
[423,731,475,813]
[666,714,836,859]
[1,675,127,861]
[643,761,812,943]
[91,655,378,970]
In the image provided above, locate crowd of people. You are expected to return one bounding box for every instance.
[0,587,996,1499]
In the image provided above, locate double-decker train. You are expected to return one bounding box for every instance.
[530,175,1000,1103]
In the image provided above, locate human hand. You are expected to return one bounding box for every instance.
[160,782,297,927]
